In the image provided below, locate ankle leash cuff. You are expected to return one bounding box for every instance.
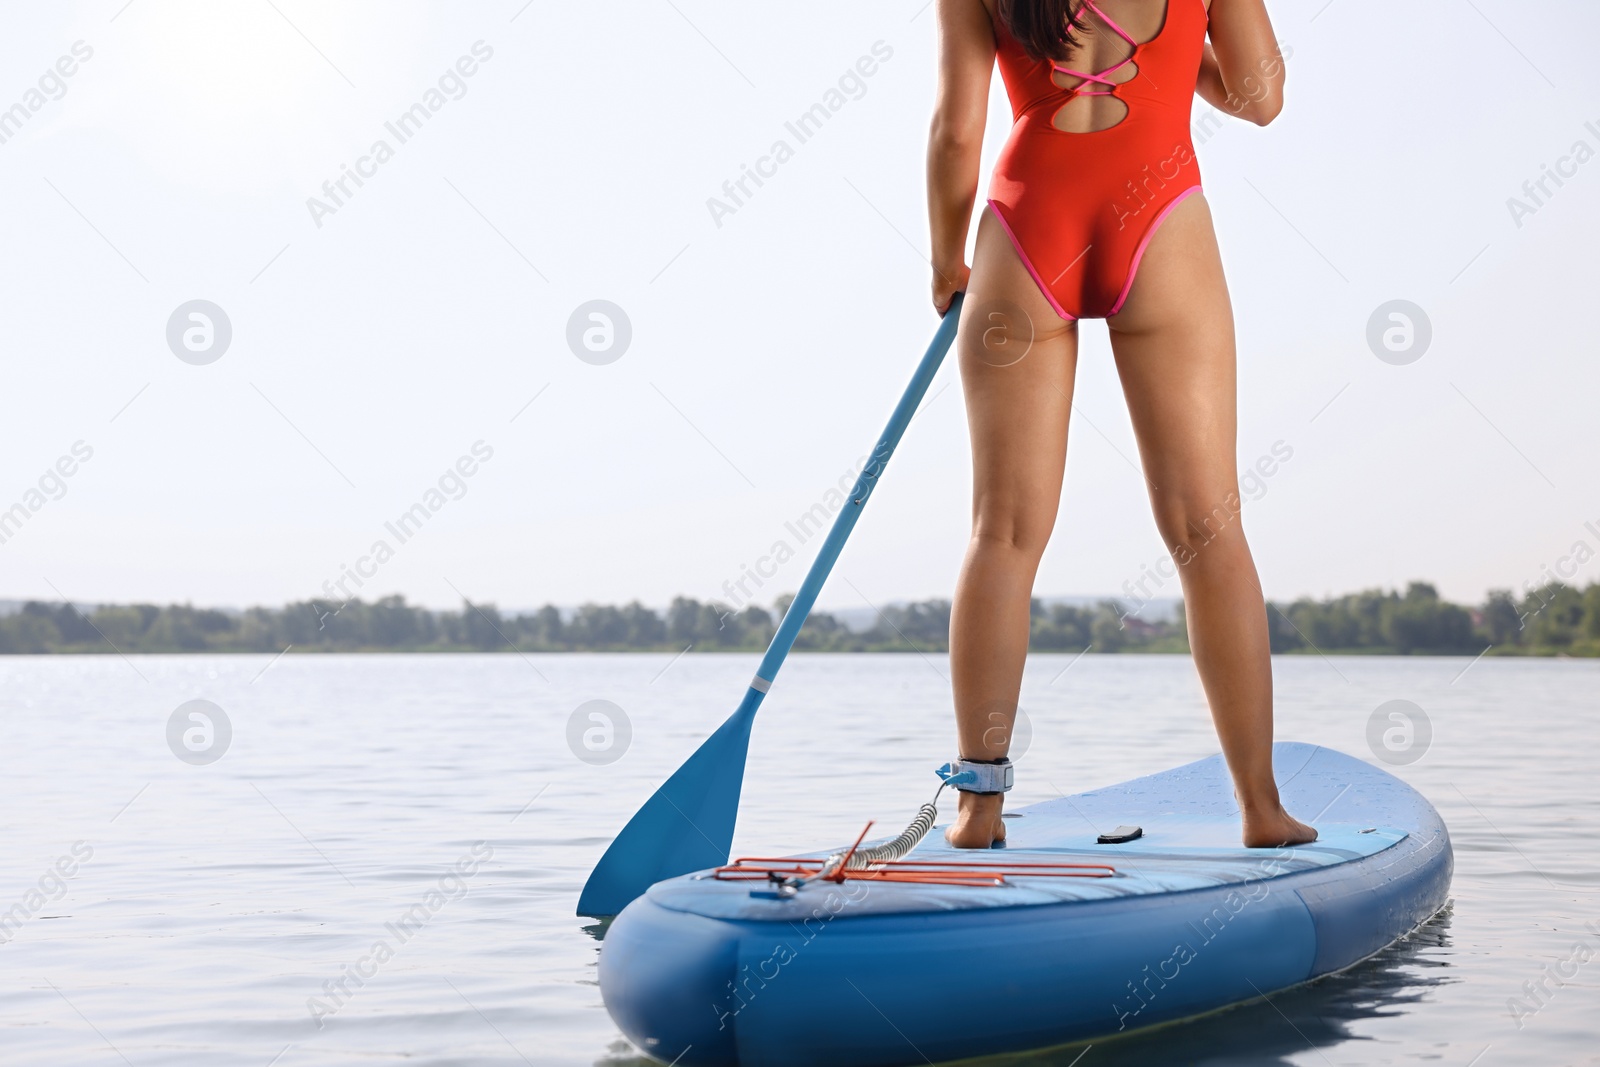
[936,756,1013,795]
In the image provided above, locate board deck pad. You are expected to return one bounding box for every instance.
[651,744,1409,915]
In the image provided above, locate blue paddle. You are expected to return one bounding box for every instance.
[577,295,964,916]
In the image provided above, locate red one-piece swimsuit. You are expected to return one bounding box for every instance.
[987,0,1207,320]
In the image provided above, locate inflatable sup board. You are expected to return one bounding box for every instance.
[597,742,1451,1066]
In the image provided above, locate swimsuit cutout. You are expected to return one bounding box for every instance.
[987,0,1207,320]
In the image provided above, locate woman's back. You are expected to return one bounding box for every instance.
[990,0,1194,134]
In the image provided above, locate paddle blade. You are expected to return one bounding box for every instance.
[576,695,759,916]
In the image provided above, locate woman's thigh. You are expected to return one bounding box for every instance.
[1106,193,1244,542]
[959,207,1080,547]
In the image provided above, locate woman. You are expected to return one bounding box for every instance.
[928,0,1316,848]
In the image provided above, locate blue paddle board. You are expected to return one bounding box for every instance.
[597,742,1452,1066]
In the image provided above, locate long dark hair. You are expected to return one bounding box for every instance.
[998,0,1090,62]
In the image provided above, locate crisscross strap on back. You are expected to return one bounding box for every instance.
[1050,0,1141,96]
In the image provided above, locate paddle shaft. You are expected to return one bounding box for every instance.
[575,297,963,916]
[750,294,963,694]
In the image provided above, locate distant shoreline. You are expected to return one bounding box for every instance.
[3,580,1596,657]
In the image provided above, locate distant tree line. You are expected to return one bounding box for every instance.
[2,581,1597,656]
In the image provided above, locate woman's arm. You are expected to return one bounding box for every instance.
[1196,0,1284,125]
[927,0,995,312]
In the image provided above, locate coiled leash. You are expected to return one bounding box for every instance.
[712,757,1116,896]
[809,757,1013,881]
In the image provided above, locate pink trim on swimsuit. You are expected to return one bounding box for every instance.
[1080,0,1138,45]
[987,200,1078,322]
[1107,184,1201,316]
[1052,0,1140,94]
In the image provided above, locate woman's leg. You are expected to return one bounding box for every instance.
[946,207,1079,848]
[1108,193,1316,848]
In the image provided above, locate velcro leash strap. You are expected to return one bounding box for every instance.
[936,756,1014,795]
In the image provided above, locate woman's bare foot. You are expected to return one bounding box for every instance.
[945,791,1007,848]
[1240,800,1317,848]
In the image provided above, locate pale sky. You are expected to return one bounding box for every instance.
[2,1,1597,614]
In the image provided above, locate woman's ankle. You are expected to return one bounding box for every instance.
[946,789,1007,847]
[1234,785,1284,815]
[956,790,1005,817]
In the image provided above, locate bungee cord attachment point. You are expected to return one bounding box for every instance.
[713,760,1115,895]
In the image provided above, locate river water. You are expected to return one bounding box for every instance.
[0,652,1595,1065]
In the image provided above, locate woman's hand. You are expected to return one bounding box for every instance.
[932,261,970,315]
